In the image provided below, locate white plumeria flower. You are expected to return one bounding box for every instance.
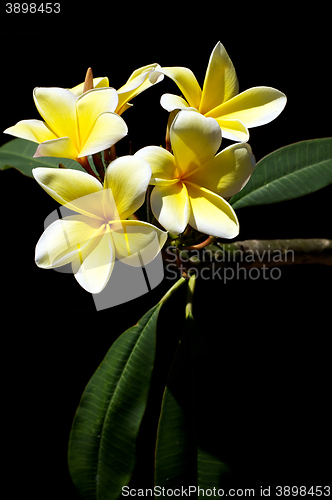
[135,110,255,238]
[33,158,167,293]
[150,41,286,141]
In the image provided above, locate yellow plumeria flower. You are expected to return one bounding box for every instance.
[33,158,167,293]
[4,86,128,164]
[70,63,164,115]
[150,42,286,141]
[135,110,255,238]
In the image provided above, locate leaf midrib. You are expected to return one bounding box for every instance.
[96,305,160,499]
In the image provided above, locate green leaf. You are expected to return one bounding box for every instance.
[0,138,85,177]
[155,309,230,495]
[230,138,332,209]
[68,303,162,500]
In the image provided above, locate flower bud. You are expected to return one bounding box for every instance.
[83,67,94,93]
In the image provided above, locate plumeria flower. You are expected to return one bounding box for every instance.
[4,64,163,167]
[4,86,128,166]
[150,42,286,141]
[33,158,167,293]
[70,63,164,115]
[135,110,255,238]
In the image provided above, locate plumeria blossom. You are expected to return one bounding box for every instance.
[4,64,163,165]
[150,42,286,141]
[33,159,167,293]
[70,63,164,115]
[135,110,255,238]
[4,86,128,164]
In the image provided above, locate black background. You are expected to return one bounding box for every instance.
[1,5,331,499]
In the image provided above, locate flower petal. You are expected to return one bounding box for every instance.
[112,220,167,266]
[186,181,239,238]
[151,67,202,109]
[34,137,79,160]
[118,64,161,94]
[117,64,164,115]
[93,77,110,89]
[33,88,78,147]
[199,42,239,115]
[171,111,221,177]
[78,112,128,158]
[4,119,57,143]
[70,77,110,97]
[76,87,119,147]
[104,156,151,220]
[35,214,103,269]
[160,93,191,112]
[32,167,103,218]
[207,86,287,128]
[213,118,249,142]
[150,182,190,234]
[134,146,179,185]
[186,143,255,198]
[73,224,115,294]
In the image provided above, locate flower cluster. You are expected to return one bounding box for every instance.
[4,42,286,293]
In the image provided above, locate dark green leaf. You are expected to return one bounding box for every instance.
[68,303,161,500]
[230,138,332,209]
[0,138,85,177]
[155,310,230,496]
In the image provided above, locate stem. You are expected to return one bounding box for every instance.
[104,145,116,164]
[158,276,187,306]
[146,185,152,223]
[183,225,192,237]
[77,156,100,181]
[104,148,111,163]
[185,273,196,318]
[110,145,117,161]
[218,239,332,268]
[92,153,105,182]
[163,238,332,270]
[182,235,215,251]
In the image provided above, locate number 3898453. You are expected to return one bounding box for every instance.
[5,3,60,13]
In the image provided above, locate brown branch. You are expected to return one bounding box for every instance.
[220,239,332,268]
[163,239,332,270]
